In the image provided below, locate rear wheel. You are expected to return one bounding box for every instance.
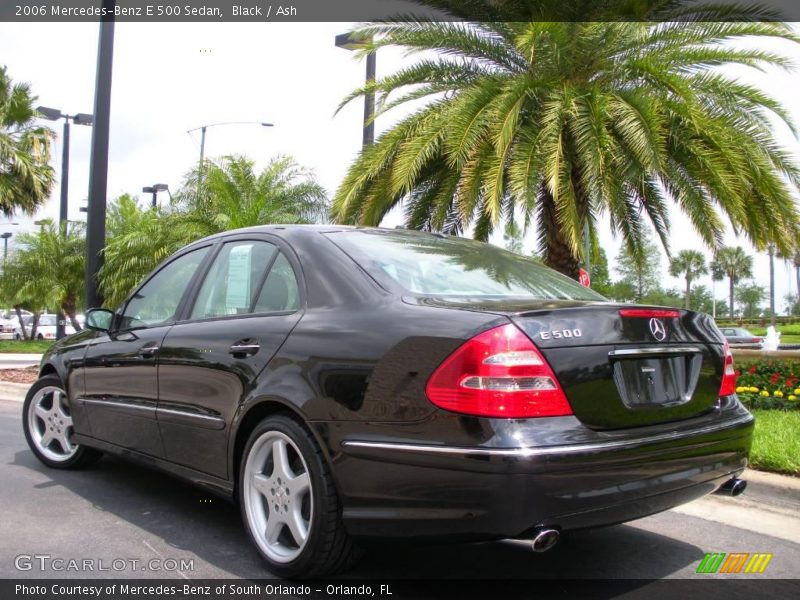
[22,375,101,469]
[239,414,360,578]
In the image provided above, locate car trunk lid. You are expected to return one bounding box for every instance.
[412,297,727,429]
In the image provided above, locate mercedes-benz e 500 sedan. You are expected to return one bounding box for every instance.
[23,226,752,578]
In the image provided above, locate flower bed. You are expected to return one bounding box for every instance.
[734,359,800,410]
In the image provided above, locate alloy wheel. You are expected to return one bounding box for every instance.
[243,430,313,563]
[26,386,78,462]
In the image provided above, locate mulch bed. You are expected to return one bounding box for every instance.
[0,366,39,385]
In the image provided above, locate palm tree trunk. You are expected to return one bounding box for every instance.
[539,184,580,279]
[30,312,39,340]
[768,247,775,327]
[14,305,29,341]
[61,293,81,331]
[685,277,691,310]
[795,253,800,299]
[729,276,735,321]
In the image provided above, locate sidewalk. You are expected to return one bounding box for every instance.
[0,353,42,369]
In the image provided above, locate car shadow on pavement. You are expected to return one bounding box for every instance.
[11,450,705,580]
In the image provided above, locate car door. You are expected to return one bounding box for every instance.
[79,245,212,457]
[156,237,303,478]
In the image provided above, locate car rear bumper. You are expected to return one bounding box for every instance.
[334,410,754,540]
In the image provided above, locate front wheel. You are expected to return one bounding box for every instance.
[22,375,101,469]
[239,414,361,578]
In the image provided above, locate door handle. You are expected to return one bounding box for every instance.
[138,344,160,358]
[229,341,260,357]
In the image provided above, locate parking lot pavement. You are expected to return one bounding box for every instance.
[1,398,799,584]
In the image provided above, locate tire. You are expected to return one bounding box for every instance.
[14,333,20,340]
[239,414,361,578]
[22,375,102,469]
[36,333,43,340]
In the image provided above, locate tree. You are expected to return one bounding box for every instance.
[101,156,328,308]
[669,250,708,310]
[709,257,726,319]
[688,285,715,315]
[100,194,189,309]
[0,66,55,215]
[614,233,661,302]
[735,282,766,318]
[784,293,800,316]
[1,220,85,329]
[715,246,753,319]
[641,287,682,308]
[589,247,612,297]
[332,5,800,278]
[177,155,328,238]
[502,220,524,254]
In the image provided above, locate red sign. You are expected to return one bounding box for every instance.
[578,268,591,288]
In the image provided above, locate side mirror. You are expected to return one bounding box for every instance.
[85,308,115,332]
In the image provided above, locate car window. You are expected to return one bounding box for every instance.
[120,246,210,329]
[39,316,56,326]
[253,252,300,313]
[722,329,735,335]
[190,241,277,319]
[326,230,605,300]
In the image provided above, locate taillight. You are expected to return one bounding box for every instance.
[425,323,573,418]
[719,340,737,397]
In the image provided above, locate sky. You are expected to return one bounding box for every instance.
[0,21,798,313]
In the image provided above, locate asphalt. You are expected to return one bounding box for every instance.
[0,385,799,586]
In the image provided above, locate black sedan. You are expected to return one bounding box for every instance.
[22,226,753,578]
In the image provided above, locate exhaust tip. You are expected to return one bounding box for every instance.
[531,528,560,553]
[716,477,747,497]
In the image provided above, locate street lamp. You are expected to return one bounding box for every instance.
[142,183,171,208]
[1,232,12,264]
[37,106,93,340]
[336,32,376,147]
[36,106,93,230]
[187,121,273,199]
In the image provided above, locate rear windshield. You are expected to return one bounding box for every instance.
[326,230,606,301]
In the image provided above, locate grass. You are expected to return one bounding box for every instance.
[0,340,53,354]
[749,409,800,476]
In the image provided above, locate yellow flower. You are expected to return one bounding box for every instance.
[774,391,784,398]
[750,387,760,393]
[760,391,770,397]
[735,387,745,393]
[794,388,800,395]
[789,395,797,401]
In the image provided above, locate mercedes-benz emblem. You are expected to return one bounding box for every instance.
[649,318,667,341]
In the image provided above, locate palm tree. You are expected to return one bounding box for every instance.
[715,246,753,319]
[178,155,328,238]
[0,66,55,215]
[669,250,708,310]
[709,257,726,319]
[101,156,328,308]
[332,3,800,278]
[100,194,190,309]
[3,221,86,329]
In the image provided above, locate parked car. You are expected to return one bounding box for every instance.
[22,226,753,578]
[1,308,33,339]
[720,327,763,344]
[15,314,75,340]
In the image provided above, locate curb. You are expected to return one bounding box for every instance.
[0,382,29,403]
[743,467,800,494]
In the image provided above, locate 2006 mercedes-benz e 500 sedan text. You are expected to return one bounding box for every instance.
[23,226,753,577]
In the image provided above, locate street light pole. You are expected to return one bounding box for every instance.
[188,121,273,199]
[85,2,115,311]
[142,183,170,209]
[1,232,12,264]
[36,108,93,339]
[335,32,376,148]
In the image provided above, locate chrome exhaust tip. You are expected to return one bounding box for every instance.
[530,528,560,553]
[715,477,747,497]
